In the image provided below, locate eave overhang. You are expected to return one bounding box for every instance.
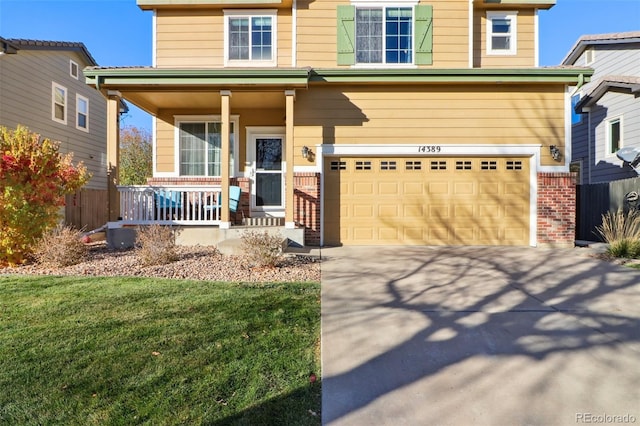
[476,0,556,9]
[84,67,311,90]
[137,0,293,10]
[575,77,640,111]
[310,68,593,85]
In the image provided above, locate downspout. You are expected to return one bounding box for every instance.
[468,0,474,68]
[292,0,297,67]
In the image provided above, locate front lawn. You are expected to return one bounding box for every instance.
[0,276,321,425]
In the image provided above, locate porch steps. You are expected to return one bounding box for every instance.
[242,217,284,227]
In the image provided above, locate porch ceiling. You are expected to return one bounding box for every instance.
[120,90,290,115]
[84,67,310,115]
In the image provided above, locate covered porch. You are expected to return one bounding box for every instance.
[84,67,312,244]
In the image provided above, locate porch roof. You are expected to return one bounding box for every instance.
[84,66,593,115]
[84,67,311,115]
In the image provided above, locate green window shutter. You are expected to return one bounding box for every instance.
[414,5,433,65]
[337,5,355,66]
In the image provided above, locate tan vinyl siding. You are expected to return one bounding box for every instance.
[155,113,176,173]
[155,8,291,68]
[0,49,107,190]
[154,108,285,174]
[294,84,565,165]
[474,9,536,68]
[297,0,469,68]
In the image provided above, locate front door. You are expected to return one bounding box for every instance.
[250,135,285,213]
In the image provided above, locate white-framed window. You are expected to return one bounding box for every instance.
[585,48,595,66]
[486,11,517,55]
[356,6,414,64]
[70,60,79,79]
[606,116,623,156]
[224,10,277,67]
[175,115,239,177]
[52,82,67,124]
[76,94,89,132]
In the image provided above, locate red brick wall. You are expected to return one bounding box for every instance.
[537,172,576,247]
[294,173,321,246]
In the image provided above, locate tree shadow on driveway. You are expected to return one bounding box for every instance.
[321,246,640,425]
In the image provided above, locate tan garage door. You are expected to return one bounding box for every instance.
[324,157,530,246]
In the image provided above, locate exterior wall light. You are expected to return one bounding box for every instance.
[550,145,561,162]
[301,145,310,159]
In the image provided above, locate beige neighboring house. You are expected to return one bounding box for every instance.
[0,38,117,230]
[85,0,593,247]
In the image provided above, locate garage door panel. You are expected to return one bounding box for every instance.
[379,227,399,240]
[454,182,475,195]
[353,182,374,195]
[479,204,501,219]
[428,182,450,195]
[403,204,423,217]
[428,204,450,220]
[324,156,530,246]
[452,227,474,242]
[353,204,374,219]
[454,204,475,218]
[428,227,451,244]
[379,182,398,195]
[378,204,398,218]
[403,182,424,195]
[353,227,374,241]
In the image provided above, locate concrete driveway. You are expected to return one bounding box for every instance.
[321,246,640,426]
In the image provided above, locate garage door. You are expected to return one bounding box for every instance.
[324,157,530,246]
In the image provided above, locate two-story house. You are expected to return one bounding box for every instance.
[84,0,591,247]
[563,31,640,185]
[0,38,114,230]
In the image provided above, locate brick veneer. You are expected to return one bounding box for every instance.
[294,173,321,246]
[537,172,576,247]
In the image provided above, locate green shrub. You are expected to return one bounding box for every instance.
[595,209,640,258]
[135,225,178,266]
[240,230,284,268]
[33,225,88,267]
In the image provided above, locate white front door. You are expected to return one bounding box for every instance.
[247,132,285,214]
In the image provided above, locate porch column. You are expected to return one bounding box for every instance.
[285,90,296,229]
[106,91,121,221]
[220,90,232,229]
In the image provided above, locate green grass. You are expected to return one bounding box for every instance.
[0,276,321,425]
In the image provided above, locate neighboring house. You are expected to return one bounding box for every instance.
[563,31,640,184]
[0,37,115,230]
[84,0,592,247]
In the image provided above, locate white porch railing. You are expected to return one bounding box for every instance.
[118,185,223,225]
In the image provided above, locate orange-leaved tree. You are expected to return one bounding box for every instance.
[0,125,91,265]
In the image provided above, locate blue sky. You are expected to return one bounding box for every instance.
[1,0,639,131]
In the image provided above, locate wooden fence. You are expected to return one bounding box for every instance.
[65,189,108,231]
[576,176,640,241]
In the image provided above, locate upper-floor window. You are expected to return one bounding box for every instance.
[486,11,517,55]
[52,82,67,125]
[356,7,413,64]
[76,94,89,132]
[606,117,622,156]
[70,60,79,79]
[337,4,433,66]
[224,10,277,67]
[585,48,595,65]
[176,116,238,177]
